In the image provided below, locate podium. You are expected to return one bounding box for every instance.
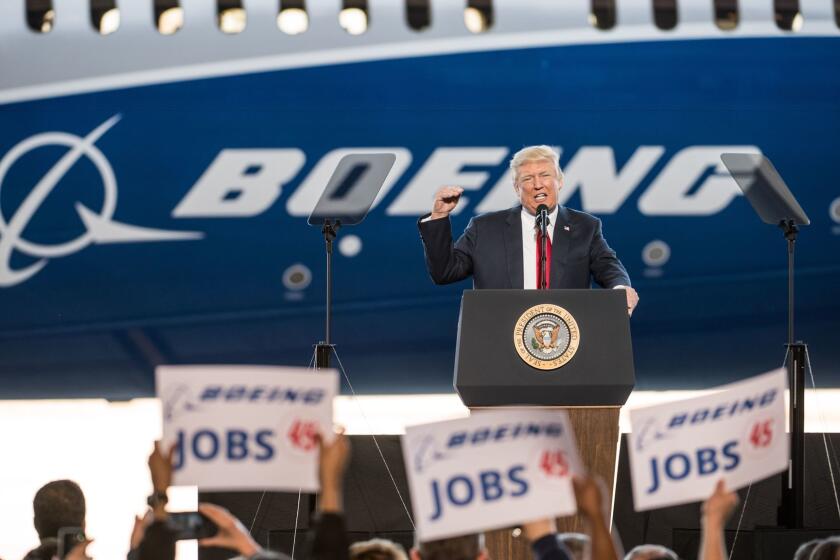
[454,289,635,559]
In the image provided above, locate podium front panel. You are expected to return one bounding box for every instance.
[454,289,635,407]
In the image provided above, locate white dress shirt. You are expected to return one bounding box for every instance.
[522,206,558,290]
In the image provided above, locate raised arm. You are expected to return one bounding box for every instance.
[572,476,621,560]
[308,430,351,560]
[418,186,476,285]
[698,480,739,560]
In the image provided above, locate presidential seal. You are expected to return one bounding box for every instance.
[513,304,580,370]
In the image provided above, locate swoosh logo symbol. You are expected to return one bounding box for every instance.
[0,115,203,287]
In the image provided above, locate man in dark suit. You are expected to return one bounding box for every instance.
[418,145,639,314]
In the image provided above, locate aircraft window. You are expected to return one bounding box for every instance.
[714,0,738,30]
[590,0,616,30]
[26,0,54,33]
[217,0,246,33]
[465,0,493,33]
[653,0,678,29]
[91,0,120,35]
[340,0,369,35]
[836,0,840,28]
[774,0,803,30]
[154,0,183,35]
[406,0,431,31]
[278,0,309,34]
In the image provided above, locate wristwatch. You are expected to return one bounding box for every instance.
[147,490,169,507]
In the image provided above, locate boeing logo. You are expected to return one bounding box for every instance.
[0,115,764,288]
[161,383,202,422]
[634,389,779,452]
[634,418,670,452]
[412,434,449,474]
[0,115,202,287]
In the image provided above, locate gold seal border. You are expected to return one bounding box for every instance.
[513,304,581,371]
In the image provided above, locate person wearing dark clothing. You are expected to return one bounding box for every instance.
[532,533,577,560]
[24,480,87,560]
[130,442,293,560]
[308,431,351,560]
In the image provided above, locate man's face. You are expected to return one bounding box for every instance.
[514,159,562,214]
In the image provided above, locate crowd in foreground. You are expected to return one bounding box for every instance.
[16,432,840,560]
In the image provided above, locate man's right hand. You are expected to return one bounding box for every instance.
[430,186,464,220]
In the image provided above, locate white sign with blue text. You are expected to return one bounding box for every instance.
[156,365,338,492]
[628,368,788,512]
[402,409,583,542]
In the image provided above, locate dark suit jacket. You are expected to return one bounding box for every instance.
[418,206,630,289]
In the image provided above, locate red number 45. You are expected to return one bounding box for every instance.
[539,450,570,478]
[750,420,773,448]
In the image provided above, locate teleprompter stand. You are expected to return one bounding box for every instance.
[314,219,338,369]
[202,155,399,560]
[307,153,397,369]
[721,154,811,529]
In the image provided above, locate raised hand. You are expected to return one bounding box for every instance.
[699,480,740,560]
[129,510,154,550]
[198,503,261,557]
[318,428,351,513]
[430,186,464,219]
[572,476,620,560]
[702,479,739,526]
[572,475,609,521]
[149,440,176,493]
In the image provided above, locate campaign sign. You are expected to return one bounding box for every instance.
[628,368,787,512]
[156,365,338,492]
[402,409,583,542]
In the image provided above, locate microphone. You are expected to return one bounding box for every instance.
[535,204,549,289]
[536,204,549,236]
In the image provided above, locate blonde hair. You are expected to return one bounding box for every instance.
[350,538,409,560]
[510,145,563,183]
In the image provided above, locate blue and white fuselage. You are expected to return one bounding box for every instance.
[1,0,838,397]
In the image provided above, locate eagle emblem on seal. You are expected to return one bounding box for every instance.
[513,304,581,371]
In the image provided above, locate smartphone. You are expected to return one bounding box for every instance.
[56,527,86,559]
[165,511,218,541]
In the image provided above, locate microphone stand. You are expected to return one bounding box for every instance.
[538,208,549,289]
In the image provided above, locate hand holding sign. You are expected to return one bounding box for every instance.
[699,480,740,560]
[702,480,739,526]
[317,429,351,514]
[149,441,176,493]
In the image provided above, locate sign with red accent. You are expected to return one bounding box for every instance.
[157,365,338,492]
[627,368,788,511]
[402,409,583,542]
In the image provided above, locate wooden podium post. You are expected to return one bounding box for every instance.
[455,289,633,560]
[480,407,621,560]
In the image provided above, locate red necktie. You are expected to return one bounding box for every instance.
[536,229,552,289]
